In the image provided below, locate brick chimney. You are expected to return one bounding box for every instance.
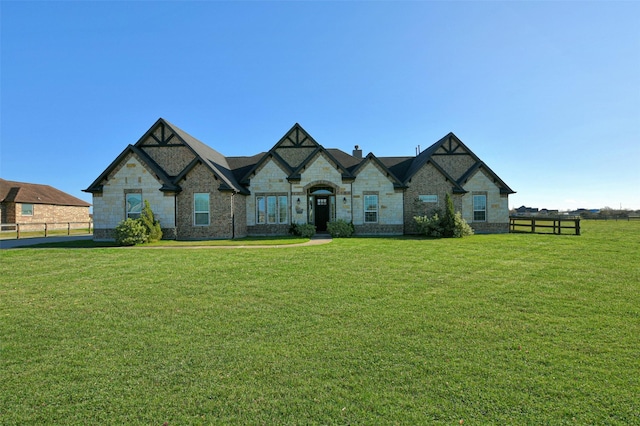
[352,145,362,159]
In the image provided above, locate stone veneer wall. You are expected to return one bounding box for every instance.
[461,169,509,234]
[92,153,176,240]
[403,162,463,234]
[176,162,233,239]
[351,161,403,234]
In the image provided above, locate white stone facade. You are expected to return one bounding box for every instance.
[92,154,176,231]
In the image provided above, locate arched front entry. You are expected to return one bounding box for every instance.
[307,186,335,232]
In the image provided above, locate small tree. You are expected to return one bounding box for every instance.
[140,200,162,242]
[442,193,457,237]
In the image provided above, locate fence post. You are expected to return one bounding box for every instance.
[44,223,48,237]
[531,219,536,233]
[68,222,71,235]
[17,223,20,239]
[576,219,581,236]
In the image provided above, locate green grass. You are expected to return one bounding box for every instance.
[1,220,638,424]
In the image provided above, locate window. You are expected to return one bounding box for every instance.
[278,195,288,224]
[364,194,378,223]
[419,195,438,203]
[126,193,142,219]
[473,195,487,221]
[21,203,34,216]
[194,193,210,225]
[256,194,288,224]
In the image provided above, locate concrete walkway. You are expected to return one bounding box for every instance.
[0,235,93,249]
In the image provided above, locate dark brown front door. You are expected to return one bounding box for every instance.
[315,196,330,232]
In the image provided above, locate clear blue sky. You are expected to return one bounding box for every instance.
[2,1,639,211]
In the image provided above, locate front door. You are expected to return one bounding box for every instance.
[315,196,330,232]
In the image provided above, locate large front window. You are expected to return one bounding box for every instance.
[364,194,378,223]
[194,193,210,225]
[473,194,487,222]
[126,192,142,219]
[256,194,288,224]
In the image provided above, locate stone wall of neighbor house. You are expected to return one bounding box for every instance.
[461,169,509,233]
[14,204,90,225]
[1,203,14,223]
[351,161,403,234]
[176,162,233,239]
[403,162,463,234]
[92,153,176,240]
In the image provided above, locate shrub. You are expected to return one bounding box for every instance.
[414,212,445,237]
[289,223,317,238]
[414,197,474,238]
[114,218,149,246]
[327,219,355,238]
[140,200,162,242]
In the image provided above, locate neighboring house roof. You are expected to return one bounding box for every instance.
[0,178,91,207]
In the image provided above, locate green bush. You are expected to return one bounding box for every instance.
[414,196,474,238]
[327,219,355,238]
[114,218,149,246]
[289,223,316,238]
[140,200,162,242]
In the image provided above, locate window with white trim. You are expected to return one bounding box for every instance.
[364,194,378,223]
[126,192,142,219]
[194,193,210,226]
[256,194,288,224]
[473,194,487,222]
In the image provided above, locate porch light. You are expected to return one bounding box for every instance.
[343,197,347,204]
[297,198,301,205]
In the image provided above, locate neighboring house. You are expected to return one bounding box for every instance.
[85,118,515,240]
[0,178,91,225]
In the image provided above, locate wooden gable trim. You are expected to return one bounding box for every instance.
[84,145,179,194]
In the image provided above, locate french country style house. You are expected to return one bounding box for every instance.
[85,118,514,240]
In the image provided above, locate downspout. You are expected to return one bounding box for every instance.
[231,192,235,239]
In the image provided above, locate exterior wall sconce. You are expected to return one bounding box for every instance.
[343,197,347,204]
[296,198,301,205]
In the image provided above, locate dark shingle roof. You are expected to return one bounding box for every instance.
[1,178,91,207]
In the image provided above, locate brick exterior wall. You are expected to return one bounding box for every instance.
[432,154,476,181]
[141,145,196,177]
[403,162,463,234]
[176,162,234,239]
